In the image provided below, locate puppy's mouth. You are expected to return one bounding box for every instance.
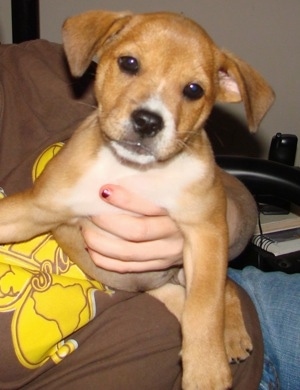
[110,139,157,165]
[116,140,153,155]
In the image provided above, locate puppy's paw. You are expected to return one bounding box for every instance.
[224,280,253,363]
[224,321,253,364]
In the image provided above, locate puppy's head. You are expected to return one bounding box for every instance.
[63,11,274,165]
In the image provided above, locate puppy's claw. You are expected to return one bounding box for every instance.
[225,334,253,364]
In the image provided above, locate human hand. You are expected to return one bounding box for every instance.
[80,184,184,273]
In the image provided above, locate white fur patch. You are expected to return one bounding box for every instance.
[66,145,208,216]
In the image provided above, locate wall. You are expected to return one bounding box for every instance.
[0,0,299,165]
[0,1,11,43]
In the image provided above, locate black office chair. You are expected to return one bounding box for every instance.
[217,156,300,273]
[217,156,300,206]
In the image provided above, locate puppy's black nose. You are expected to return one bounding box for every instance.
[131,109,163,137]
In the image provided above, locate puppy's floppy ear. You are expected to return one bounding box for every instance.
[216,51,275,132]
[62,10,132,77]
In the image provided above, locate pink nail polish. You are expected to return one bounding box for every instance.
[101,188,111,198]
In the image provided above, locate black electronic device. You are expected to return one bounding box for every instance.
[268,132,298,166]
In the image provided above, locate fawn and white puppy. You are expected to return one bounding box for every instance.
[0,11,274,389]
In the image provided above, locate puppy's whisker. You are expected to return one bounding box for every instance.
[175,137,205,155]
[174,139,195,154]
[76,101,98,110]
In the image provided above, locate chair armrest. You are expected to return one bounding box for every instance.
[216,156,300,206]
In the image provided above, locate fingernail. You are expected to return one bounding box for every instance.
[101,188,111,198]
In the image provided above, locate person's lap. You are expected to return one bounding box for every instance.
[18,291,182,390]
[18,280,263,390]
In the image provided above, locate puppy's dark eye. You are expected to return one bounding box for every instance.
[118,56,139,75]
[183,83,204,100]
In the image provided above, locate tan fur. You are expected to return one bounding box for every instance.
[0,11,274,389]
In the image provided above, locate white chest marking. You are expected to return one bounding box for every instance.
[67,146,208,216]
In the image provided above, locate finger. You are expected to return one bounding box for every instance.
[100,184,166,216]
[87,247,183,273]
[81,217,183,266]
[84,225,182,262]
[89,213,179,242]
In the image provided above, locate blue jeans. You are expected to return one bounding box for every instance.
[229,267,300,390]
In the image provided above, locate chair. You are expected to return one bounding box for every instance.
[217,156,300,273]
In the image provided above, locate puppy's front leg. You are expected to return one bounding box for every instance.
[0,189,64,243]
[0,114,101,245]
[181,224,231,390]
